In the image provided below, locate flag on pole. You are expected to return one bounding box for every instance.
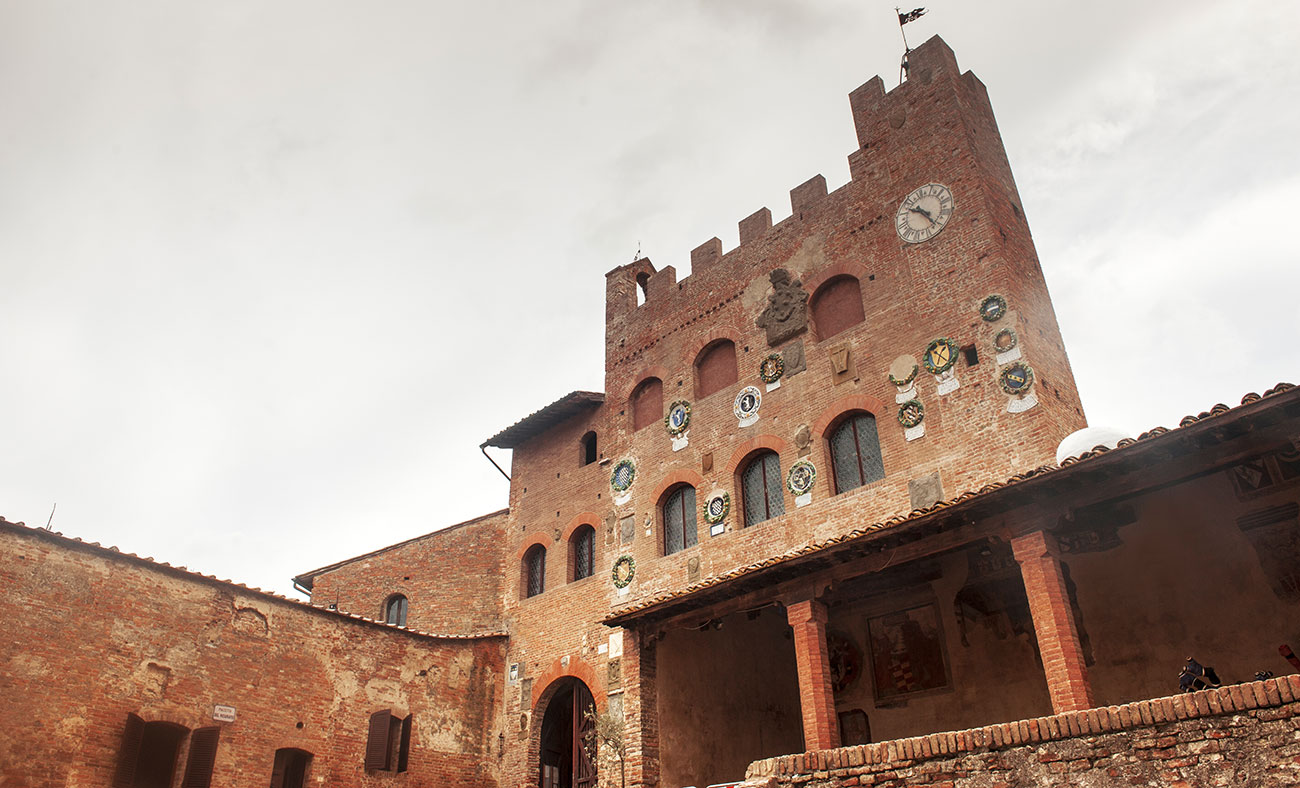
[898,8,926,25]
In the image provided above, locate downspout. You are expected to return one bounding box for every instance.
[480,443,511,482]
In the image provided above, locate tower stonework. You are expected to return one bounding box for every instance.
[502,35,1088,787]
[599,35,1085,517]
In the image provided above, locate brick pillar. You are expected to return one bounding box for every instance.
[1012,530,1096,713]
[786,599,840,751]
[622,627,659,788]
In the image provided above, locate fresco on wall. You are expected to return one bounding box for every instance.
[867,603,949,701]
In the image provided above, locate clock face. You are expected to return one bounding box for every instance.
[896,183,954,243]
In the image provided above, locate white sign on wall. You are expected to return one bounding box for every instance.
[212,705,237,723]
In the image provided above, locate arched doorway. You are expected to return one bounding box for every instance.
[538,677,597,788]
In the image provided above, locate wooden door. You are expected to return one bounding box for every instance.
[573,682,597,788]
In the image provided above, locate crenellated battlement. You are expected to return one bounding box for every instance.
[604,37,981,330]
[604,33,1041,404]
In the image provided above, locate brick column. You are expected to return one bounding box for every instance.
[1012,530,1096,713]
[622,627,659,788]
[786,599,840,751]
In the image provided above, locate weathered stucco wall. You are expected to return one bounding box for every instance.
[0,522,506,788]
[746,677,1300,787]
[1068,471,1300,707]
[825,548,1054,745]
[657,606,804,788]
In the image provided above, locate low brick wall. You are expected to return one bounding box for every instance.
[744,676,1300,787]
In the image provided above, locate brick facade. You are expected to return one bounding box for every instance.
[303,509,508,635]
[6,31,1298,788]
[0,522,506,788]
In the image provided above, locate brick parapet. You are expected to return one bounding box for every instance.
[744,676,1300,786]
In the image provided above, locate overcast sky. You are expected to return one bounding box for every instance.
[3,1,1297,599]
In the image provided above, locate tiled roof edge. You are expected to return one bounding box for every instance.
[606,382,1296,622]
[0,519,509,642]
[293,507,511,588]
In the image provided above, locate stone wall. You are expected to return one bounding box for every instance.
[744,677,1300,787]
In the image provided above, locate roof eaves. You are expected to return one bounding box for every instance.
[292,508,510,590]
[0,519,508,642]
[603,381,1297,626]
[481,391,604,449]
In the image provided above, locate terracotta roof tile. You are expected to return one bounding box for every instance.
[482,390,604,449]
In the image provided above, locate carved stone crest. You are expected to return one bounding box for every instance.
[756,268,809,346]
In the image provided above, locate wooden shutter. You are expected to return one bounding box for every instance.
[396,714,412,773]
[111,713,146,788]
[180,726,220,788]
[364,710,392,770]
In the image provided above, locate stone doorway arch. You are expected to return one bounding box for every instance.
[535,676,597,788]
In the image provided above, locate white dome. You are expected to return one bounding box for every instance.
[1056,426,1132,465]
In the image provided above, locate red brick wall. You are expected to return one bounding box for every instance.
[0,523,506,788]
[746,677,1300,788]
[309,509,508,634]
[302,35,1094,788]
[492,35,1089,788]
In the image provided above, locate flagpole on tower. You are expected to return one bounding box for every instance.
[896,7,927,83]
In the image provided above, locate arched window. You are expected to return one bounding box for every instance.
[523,545,546,598]
[811,276,865,340]
[741,451,785,527]
[580,431,598,466]
[570,525,596,581]
[384,594,408,627]
[631,377,663,431]
[829,412,885,494]
[662,485,698,556]
[694,339,738,399]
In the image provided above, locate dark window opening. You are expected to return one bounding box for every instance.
[571,525,596,581]
[580,431,597,466]
[741,451,785,527]
[114,715,190,788]
[524,545,546,598]
[662,486,698,556]
[364,710,412,773]
[635,272,650,305]
[384,595,408,627]
[630,377,663,431]
[830,413,885,494]
[270,748,313,788]
[962,344,979,366]
[695,339,738,399]
[811,276,865,340]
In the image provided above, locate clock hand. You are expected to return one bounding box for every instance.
[908,205,935,223]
